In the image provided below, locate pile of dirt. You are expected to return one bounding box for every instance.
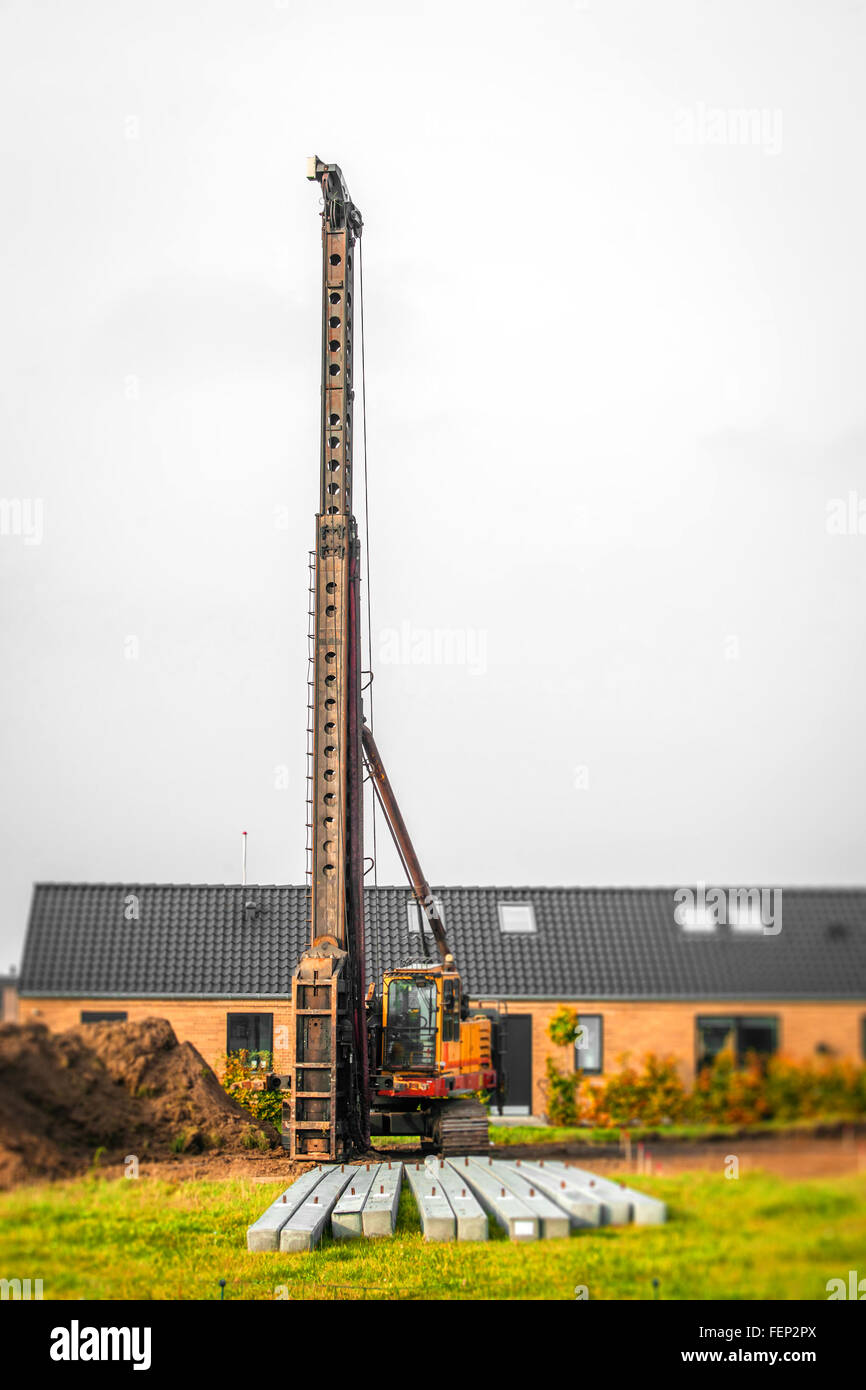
[0,1017,279,1189]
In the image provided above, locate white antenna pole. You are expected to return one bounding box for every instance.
[242,831,247,886]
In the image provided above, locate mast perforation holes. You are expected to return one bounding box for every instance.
[329,317,340,329]
[329,292,341,306]
[329,253,341,266]
[327,461,339,472]
[329,364,340,377]
[324,697,336,709]
[323,769,335,781]
[328,436,340,448]
[325,674,336,686]
[326,505,339,514]
[327,483,339,495]
[323,863,335,874]
[324,792,336,804]
[324,746,336,757]
[325,581,336,593]
[325,651,336,662]
[326,605,336,617]
[329,339,340,352]
[324,721,335,733]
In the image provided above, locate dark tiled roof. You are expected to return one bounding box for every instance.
[18,883,866,1001]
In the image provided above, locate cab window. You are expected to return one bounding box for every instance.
[384,977,437,1069]
[442,978,460,1043]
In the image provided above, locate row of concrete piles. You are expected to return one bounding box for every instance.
[246,1161,403,1252]
[247,1156,666,1251]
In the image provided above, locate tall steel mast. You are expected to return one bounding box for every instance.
[284,158,368,1160]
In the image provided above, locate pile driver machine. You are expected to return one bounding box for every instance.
[277,158,503,1162]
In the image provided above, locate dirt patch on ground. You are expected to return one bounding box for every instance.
[76,1135,866,1185]
[0,1018,279,1189]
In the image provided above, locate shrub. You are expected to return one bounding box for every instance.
[548,1005,581,1048]
[540,1056,580,1125]
[219,1051,283,1128]
[545,1016,866,1129]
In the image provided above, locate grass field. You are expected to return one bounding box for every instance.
[1,1168,863,1300]
[369,1115,866,1149]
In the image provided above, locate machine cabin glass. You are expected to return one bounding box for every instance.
[383,975,438,1070]
[442,976,461,1042]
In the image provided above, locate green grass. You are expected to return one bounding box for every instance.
[487,1114,866,1147]
[489,1125,621,1146]
[0,1168,863,1300]
[373,1115,864,1150]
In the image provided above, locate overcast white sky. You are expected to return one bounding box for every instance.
[2,0,865,967]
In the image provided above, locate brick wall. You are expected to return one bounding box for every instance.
[1,984,18,1023]
[19,997,293,1077]
[472,999,866,1116]
[19,994,866,1119]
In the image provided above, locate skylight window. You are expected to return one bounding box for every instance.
[407,898,444,934]
[676,905,718,932]
[498,902,537,934]
[729,900,765,932]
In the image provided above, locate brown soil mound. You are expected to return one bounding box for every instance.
[0,1017,279,1188]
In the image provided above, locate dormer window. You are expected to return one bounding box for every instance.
[498,902,537,934]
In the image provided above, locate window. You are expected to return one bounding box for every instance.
[574,1015,603,1074]
[226,1013,273,1069]
[407,897,444,936]
[696,1016,779,1070]
[80,1011,128,1024]
[728,892,765,932]
[498,902,537,934]
[676,905,717,932]
[442,977,461,1043]
[384,976,437,1069]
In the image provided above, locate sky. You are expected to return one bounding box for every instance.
[1,0,865,968]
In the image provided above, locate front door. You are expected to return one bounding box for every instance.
[500,1013,532,1113]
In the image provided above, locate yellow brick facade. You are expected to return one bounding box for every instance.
[475,998,866,1115]
[0,983,18,1022]
[20,997,294,1077]
[19,995,866,1118]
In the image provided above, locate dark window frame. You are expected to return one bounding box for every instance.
[226,1013,274,1069]
[80,1011,128,1024]
[696,1014,779,1070]
[574,1014,604,1075]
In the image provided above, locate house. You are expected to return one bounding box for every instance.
[18,882,866,1116]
